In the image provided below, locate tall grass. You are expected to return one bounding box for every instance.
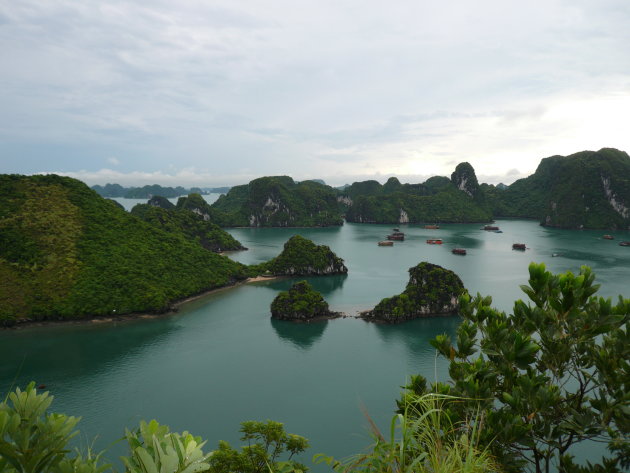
[316,393,500,473]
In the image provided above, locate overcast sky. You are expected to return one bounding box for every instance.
[1,0,629,187]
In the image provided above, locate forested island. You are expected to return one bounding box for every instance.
[0,175,347,325]
[94,148,630,230]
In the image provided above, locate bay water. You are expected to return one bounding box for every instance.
[1,220,628,469]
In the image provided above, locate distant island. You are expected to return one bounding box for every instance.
[91,183,231,198]
[89,148,630,230]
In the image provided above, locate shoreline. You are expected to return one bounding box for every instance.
[1,275,283,331]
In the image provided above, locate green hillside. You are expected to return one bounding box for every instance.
[0,175,248,325]
[493,148,630,229]
[341,164,492,224]
[210,176,343,227]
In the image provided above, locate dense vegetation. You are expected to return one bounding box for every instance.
[340,167,492,224]
[130,203,245,252]
[403,262,630,472]
[362,262,465,323]
[209,176,343,227]
[252,235,348,276]
[270,280,336,320]
[91,184,224,198]
[0,175,249,325]
[487,148,630,229]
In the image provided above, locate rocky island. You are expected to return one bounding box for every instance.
[270,280,340,321]
[361,262,466,323]
[210,176,343,227]
[253,235,348,276]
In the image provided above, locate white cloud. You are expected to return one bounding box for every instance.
[2,0,630,181]
[107,157,120,166]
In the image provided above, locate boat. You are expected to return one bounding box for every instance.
[552,253,561,257]
[452,248,466,255]
[603,235,614,240]
[512,243,526,250]
[426,239,443,244]
[482,225,500,231]
[424,224,440,229]
[392,228,400,232]
[494,230,503,233]
[378,241,394,246]
[620,241,630,247]
[387,232,405,241]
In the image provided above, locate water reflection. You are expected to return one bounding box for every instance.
[0,318,181,394]
[258,274,348,295]
[372,316,461,359]
[270,318,329,350]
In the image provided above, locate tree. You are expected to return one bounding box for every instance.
[404,263,629,473]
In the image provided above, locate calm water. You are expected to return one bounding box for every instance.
[111,193,221,211]
[1,220,629,469]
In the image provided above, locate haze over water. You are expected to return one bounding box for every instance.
[1,220,628,470]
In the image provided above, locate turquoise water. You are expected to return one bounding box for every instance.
[1,220,628,469]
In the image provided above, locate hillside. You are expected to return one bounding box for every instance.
[491,148,630,229]
[130,203,245,252]
[0,175,248,325]
[210,176,343,227]
[340,164,492,224]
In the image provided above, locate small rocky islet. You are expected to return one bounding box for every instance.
[270,280,341,321]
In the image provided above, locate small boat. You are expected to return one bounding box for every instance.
[552,253,561,257]
[482,225,500,231]
[424,224,440,229]
[620,241,630,247]
[452,248,466,255]
[392,228,400,232]
[603,235,614,240]
[512,243,526,250]
[494,230,503,233]
[427,239,443,244]
[387,232,405,241]
[378,241,394,246]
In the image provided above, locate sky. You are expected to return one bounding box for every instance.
[1,0,629,188]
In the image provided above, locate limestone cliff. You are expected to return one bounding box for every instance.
[270,280,338,320]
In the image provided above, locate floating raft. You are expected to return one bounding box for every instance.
[378,241,394,246]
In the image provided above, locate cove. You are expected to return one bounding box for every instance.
[1,220,629,470]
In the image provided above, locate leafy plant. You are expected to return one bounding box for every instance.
[406,262,630,472]
[206,420,309,473]
[0,382,102,473]
[122,420,211,473]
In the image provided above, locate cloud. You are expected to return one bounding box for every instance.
[2,0,630,183]
[107,157,120,166]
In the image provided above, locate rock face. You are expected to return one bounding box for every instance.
[362,262,465,323]
[260,235,348,276]
[451,162,480,197]
[270,280,337,320]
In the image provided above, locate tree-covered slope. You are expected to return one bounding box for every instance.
[130,203,245,252]
[253,234,348,276]
[210,176,344,227]
[340,164,492,224]
[493,148,630,229]
[0,175,248,325]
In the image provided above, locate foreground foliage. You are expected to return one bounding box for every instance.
[404,262,630,472]
[0,384,307,473]
[316,393,500,473]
